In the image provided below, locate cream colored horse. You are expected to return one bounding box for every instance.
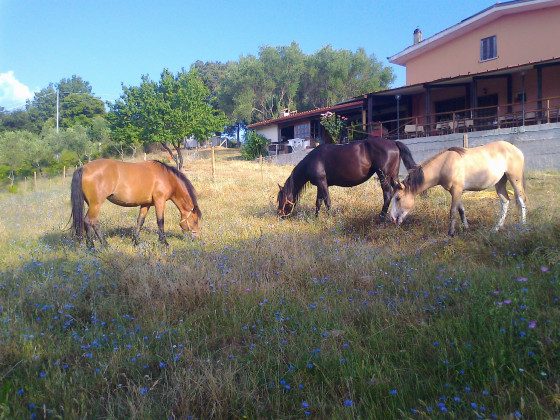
[389,141,526,236]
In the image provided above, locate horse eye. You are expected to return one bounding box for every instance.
[395,196,401,201]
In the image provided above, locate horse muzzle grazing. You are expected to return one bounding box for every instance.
[180,207,200,239]
[278,199,295,217]
[389,196,405,225]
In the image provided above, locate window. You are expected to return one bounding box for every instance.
[480,36,497,61]
[295,122,310,139]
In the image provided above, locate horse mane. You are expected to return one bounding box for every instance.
[152,160,201,217]
[284,170,309,203]
[403,166,425,195]
[447,146,467,156]
[404,146,466,194]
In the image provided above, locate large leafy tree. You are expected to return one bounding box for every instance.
[0,131,42,185]
[0,109,42,134]
[108,68,228,170]
[191,60,229,107]
[216,43,394,128]
[26,75,104,129]
[60,93,106,128]
[298,45,394,109]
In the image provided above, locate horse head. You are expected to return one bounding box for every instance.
[180,205,201,239]
[277,183,295,217]
[389,178,416,225]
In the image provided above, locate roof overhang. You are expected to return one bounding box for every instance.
[389,0,560,66]
[369,56,560,98]
[248,100,364,129]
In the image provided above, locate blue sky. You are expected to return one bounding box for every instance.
[1,0,496,110]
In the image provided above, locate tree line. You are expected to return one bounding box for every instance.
[0,42,394,181]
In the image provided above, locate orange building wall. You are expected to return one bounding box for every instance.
[406,7,560,85]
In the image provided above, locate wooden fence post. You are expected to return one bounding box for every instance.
[463,133,469,148]
[24,177,27,192]
[34,172,37,191]
[211,146,216,178]
[260,154,263,185]
[63,166,66,185]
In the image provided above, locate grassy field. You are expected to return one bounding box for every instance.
[0,148,559,419]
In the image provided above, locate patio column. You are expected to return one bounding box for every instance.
[471,78,478,126]
[521,72,526,126]
[395,95,401,140]
[425,86,431,126]
[537,66,543,111]
[367,96,373,134]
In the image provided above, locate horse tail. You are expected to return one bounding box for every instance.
[395,141,418,171]
[71,167,85,238]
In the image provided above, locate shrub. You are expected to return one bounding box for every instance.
[241,130,270,160]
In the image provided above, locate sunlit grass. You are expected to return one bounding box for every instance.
[0,149,559,419]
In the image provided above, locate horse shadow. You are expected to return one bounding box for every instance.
[41,225,189,250]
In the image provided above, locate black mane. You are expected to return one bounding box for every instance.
[153,160,201,217]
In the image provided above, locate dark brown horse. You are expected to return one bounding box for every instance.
[277,137,417,218]
[71,159,201,246]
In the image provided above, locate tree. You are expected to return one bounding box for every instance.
[191,60,229,107]
[62,125,96,165]
[108,68,228,170]
[60,93,106,128]
[26,75,103,130]
[88,116,111,155]
[298,46,394,109]
[216,43,394,127]
[0,131,37,185]
[106,83,144,160]
[0,109,42,134]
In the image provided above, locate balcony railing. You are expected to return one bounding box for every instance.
[348,95,560,141]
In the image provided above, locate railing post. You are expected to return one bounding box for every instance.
[452,113,456,133]
[463,134,468,148]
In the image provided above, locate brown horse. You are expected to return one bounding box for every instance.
[71,159,201,246]
[389,141,526,236]
[277,137,417,218]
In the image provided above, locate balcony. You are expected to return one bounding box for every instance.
[348,96,560,141]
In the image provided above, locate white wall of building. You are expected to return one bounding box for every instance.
[256,124,279,142]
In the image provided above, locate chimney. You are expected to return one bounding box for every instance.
[413,28,422,45]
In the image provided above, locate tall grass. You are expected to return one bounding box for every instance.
[0,149,558,419]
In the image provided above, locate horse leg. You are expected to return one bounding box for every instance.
[154,200,169,246]
[507,173,527,225]
[458,202,469,229]
[84,217,96,247]
[315,183,330,216]
[448,188,463,236]
[378,172,392,219]
[85,203,106,246]
[134,205,150,245]
[494,176,510,231]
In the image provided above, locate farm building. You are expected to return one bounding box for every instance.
[249,0,560,163]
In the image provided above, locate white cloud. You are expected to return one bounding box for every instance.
[0,71,34,110]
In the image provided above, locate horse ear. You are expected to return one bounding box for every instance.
[278,184,283,190]
[391,178,404,190]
